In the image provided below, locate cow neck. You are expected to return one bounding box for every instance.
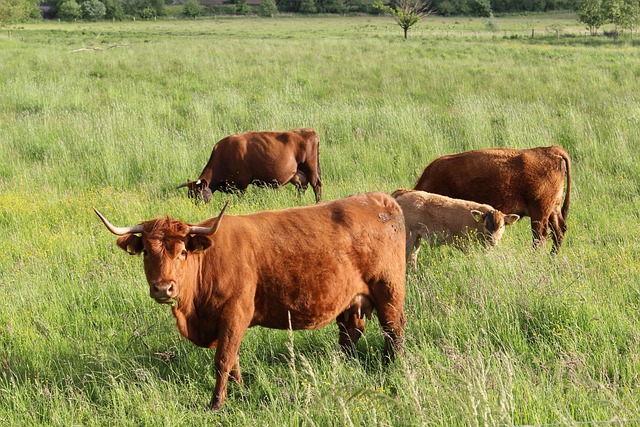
[171,253,218,348]
[173,253,204,315]
[198,168,213,188]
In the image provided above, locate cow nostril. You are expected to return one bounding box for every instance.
[153,282,176,297]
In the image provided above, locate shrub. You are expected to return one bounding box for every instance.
[103,0,125,20]
[139,6,156,19]
[58,0,82,20]
[182,0,203,18]
[82,0,106,21]
[257,0,278,17]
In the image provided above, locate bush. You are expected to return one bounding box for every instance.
[182,0,203,18]
[299,0,317,13]
[0,0,42,23]
[58,0,82,20]
[257,0,278,17]
[236,0,249,15]
[82,0,106,21]
[139,6,156,19]
[103,0,125,20]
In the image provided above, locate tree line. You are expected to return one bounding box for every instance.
[1,0,640,39]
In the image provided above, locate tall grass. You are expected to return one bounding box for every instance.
[1,15,639,425]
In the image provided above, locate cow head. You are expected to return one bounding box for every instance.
[94,201,229,304]
[470,210,519,246]
[177,179,212,204]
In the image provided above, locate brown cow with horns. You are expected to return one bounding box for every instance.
[177,128,322,204]
[94,193,406,409]
[414,145,572,253]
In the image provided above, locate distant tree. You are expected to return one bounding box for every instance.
[0,0,40,24]
[183,0,203,17]
[47,0,65,15]
[622,0,640,37]
[344,0,366,12]
[605,0,640,37]
[276,0,301,12]
[376,0,435,39]
[139,6,156,17]
[484,11,499,33]
[236,0,249,13]
[59,0,82,20]
[257,0,278,16]
[299,0,317,13]
[605,0,624,38]
[317,0,345,13]
[103,0,125,19]
[471,0,491,16]
[434,0,455,15]
[577,0,607,34]
[547,22,564,39]
[121,0,164,17]
[149,0,165,15]
[82,0,107,20]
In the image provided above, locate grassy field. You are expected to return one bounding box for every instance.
[1,14,639,426]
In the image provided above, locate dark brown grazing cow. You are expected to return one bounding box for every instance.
[177,128,322,204]
[94,192,406,409]
[414,145,571,253]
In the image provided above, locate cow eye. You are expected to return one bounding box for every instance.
[181,249,187,258]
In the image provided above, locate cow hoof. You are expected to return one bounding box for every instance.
[208,397,224,410]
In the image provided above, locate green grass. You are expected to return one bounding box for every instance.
[1,14,640,426]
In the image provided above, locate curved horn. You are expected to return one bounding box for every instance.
[188,199,230,235]
[94,208,144,236]
[176,182,189,189]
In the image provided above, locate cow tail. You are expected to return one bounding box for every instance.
[316,134,322,183]
[560,149,571,220]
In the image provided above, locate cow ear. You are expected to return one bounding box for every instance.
[187,235,213,254]
[504,214,520,226]
[116,234,144,255]
[470,210,485,223]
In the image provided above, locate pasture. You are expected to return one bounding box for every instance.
[1,14,640,426]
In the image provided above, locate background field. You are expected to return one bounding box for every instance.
[1,14,639,426]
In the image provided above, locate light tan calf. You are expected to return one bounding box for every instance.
[392,189,519,267]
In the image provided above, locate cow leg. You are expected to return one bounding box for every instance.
[407,232,422,269]
[531,220,548,248]
[311,179,322,203]
[291,171,308,191]
[230,355,242,384]
[548,211,566,254]
[209,317,249,410]
[337,312,367,356]
[208,340,240,382]
[370,287,405,361]
[290,171,309,204]
[303,158,322,203]
[529,207,551,249]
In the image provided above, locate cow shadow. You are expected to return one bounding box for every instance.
[240,326,395,375]
[1,320,396,411]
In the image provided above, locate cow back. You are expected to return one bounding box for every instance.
[191,192,406,331]
[414,146,569,217]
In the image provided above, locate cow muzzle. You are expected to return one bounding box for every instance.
[150,280,179,304]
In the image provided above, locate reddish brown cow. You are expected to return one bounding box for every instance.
[178,128,322,204]
[94,192,405,409]
[414,145,572,253]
